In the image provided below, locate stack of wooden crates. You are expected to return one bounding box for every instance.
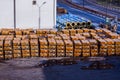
[48,39,56,57]
[13,38,22,58]
[21,39,30,57]
[81,40,90,57]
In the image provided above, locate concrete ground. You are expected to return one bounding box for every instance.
[0,57,120,80]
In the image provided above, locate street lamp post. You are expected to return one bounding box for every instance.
[13,0,16,29]
[32,0,46,29]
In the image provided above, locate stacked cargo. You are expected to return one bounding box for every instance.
[108,33,118,39]
[69,29,76,36]
[91,33,98,38]
[75,34,86,40]
[62,29,69,36]
[89,29,96,33]
[83,28,89,33]
[73,40,82,57]
[30,39,39,57]
[30,34,38,39]
[89,39,98,56]
[36,29,43,37]
[47,34,55,39]
[56,40,65,57]
[82,33,91,38]
[21,39,30,57]
[0,40,4,59]
[93,35,101,40]
[105,39,115,56]
[13,38,22,58]
[15,29,23,35]
[113,39,120,56]
[4,40,13,59]
[49,29,57,35]
[22,29,34,35]
[76,29,83,34]
[48,39,56,57]
[60,34,70,40]
[81,40,90,57]
[70,36,78,41]
[1,29,15,35]
[55,36,62,40]
[39,38,48,57]
[41,29,50,37]
[97,39,107,56]
[64,40,73,57]
[102,29,118,39]
[96,29,103,33]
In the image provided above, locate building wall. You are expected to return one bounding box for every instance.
[0,0,56,29]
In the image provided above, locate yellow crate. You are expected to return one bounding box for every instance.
[13,54,21,58]
[76,29,83,33]
[91,53,98,56]
[31,53,39,57]
[40,46,48,49]
[82,53,90,57]
[5,54,13,59]
[66,53,73,57]
[74,53,81,57]
[57,53,65,57]
[40,49,48,53]
[48,53,56,57]
[22,53,30,57]
[40,53,48,57]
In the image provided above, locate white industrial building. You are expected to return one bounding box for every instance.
[0,0,56,29]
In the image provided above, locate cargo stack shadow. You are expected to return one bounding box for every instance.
[35,58,78,80]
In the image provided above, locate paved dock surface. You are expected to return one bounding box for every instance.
[0,57,120,80]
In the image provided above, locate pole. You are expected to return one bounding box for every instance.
[14,0,16,29]
[39,7,40,29]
